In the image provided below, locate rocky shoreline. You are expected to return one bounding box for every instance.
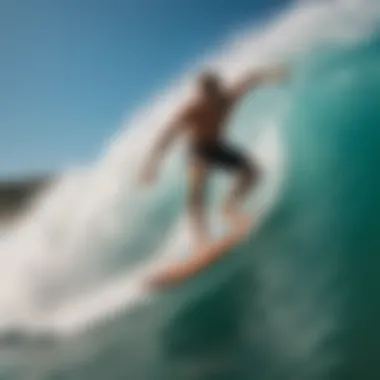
[0,175,53,226]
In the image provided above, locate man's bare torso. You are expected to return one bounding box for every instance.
[183,93,235,146]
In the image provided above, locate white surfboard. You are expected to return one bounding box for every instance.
[146,217,252,289]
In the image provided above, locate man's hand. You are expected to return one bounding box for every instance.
[262,65,289,83]
[139,163,157,186]
[229,63,289,102]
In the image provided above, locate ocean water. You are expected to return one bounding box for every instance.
[1,1,380,380]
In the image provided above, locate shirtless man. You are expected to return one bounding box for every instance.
[140,65,287,248]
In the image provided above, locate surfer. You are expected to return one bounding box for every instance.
[140,65,287,248]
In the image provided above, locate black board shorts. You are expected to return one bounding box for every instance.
[190,142,249,171]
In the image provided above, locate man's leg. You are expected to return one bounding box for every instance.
[187,158,209,249]
[222,159,260,225]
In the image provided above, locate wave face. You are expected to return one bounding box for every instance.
[0,1,380,380]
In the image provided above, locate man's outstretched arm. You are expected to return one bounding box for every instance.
[229,64,289,103]
[140,105,192,185]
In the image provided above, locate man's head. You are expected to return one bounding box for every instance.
[196,70,223,97]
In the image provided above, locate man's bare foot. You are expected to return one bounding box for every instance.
[193,234,210,251]
[233,214,253,238]
[221,203,252,226]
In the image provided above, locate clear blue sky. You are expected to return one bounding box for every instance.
[0,0,289,178]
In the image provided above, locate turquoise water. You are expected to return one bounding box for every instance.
[2,19,380,380]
